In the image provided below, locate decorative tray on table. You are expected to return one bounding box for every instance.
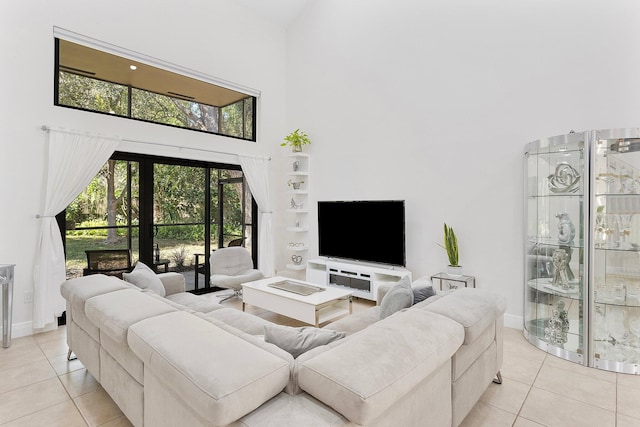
[268,280,325,296]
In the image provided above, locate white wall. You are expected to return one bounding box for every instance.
[282,0,640,327]
[0,0,287,336]
[3,0,640,337]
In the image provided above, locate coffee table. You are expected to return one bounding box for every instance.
[242,276,352,327]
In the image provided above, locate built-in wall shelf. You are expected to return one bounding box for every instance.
[285,150,310,272]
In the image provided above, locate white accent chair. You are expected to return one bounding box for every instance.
[210,247,264,302]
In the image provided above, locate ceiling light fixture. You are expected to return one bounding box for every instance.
[129,65,137,70]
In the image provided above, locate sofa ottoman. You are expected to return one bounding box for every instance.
[128,311,291,427]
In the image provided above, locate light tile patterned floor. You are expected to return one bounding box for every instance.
[2,297,640,426]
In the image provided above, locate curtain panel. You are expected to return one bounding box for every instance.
[33,129,120,329]
[238,155,274,277]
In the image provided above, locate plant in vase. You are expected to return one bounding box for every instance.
[438,223,462,276]
[281,128,311,152]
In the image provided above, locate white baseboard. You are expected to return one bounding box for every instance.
[503,313,523,330]
[1,321,59,341]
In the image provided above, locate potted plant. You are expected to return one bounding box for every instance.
[439,223,462,276]
[281,128,311,152]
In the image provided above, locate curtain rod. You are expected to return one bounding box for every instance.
[41,125,271,161]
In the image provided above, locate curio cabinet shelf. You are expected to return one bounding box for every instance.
[524,128,640,374]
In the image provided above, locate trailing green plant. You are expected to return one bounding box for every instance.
[280,128,311,149]
[438,223,459,267]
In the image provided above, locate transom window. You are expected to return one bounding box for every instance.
[54,37,257,141]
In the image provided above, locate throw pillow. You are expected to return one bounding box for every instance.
[122,261,166,297]
[264,324,346,358]
[379,275,414,319]
[412,276,436,304]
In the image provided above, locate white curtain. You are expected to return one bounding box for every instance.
[33,129,120,329]
[238,155,274,277]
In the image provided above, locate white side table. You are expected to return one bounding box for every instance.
[430,272,475,291]
[1,264,15,348]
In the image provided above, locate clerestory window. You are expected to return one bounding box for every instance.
[54,30,258,141]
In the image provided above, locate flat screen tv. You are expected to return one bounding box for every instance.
[317,200,406,267]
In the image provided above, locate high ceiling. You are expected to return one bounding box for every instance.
[236,0,310,27]
[56,1,311,108]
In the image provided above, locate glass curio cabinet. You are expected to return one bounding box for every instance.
[525,128,640,374]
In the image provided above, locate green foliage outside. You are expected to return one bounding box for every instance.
[58,71,253,140]
[60,72,251,277]
[65,161,245,275]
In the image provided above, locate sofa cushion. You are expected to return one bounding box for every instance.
[205,307,275,335]
[423,288,505,345]
[165,292,222,313]
[61,274,131,342]
[123,261,166,296]
[298,309,464,425]
[412,276,436,304]
[322,307,381,336]
[200,314,299,395]
[84,289,176,344]
[61,274,131,313]
[264,325,346,358]
[379,275,413,319]
[128,311,290,426]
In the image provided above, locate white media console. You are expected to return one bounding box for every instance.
[306,258,411,302]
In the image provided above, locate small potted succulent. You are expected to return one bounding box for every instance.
[439,223,462,276]
[281,128,311,152]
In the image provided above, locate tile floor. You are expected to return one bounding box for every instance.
[2,296,640,426]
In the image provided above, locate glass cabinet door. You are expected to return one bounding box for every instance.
[524,132,586,362]
[591,130,640,373]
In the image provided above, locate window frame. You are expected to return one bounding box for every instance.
[59,152,258,293]
[53,37,258,142]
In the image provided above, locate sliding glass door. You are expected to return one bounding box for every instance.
[62,152,256,293]
[153,163,206,276]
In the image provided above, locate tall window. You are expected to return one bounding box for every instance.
[55,38,256,141]
[63,153,257,293]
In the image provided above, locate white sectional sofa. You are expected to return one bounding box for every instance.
[60,273,505,427]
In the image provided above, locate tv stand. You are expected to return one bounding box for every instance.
[306,258,411,302]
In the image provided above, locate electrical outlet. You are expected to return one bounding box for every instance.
[24,290,33,303]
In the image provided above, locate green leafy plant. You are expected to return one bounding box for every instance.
[280,128,311,150]
[438,223,459,267]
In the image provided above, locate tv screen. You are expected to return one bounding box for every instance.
[317,200,406,267]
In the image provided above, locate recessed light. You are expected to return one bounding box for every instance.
[129,65,137,70]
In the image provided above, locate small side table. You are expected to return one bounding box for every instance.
[1,264,15,348]
[430,272,475,291]
[153,259,170,273]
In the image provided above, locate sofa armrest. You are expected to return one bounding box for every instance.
[158,272,185,296]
